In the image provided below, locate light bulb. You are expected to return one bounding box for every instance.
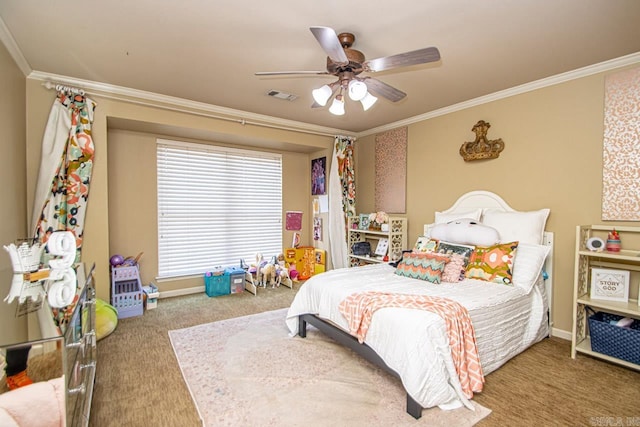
[360,92,378,111]
[348,80,368,101]
[329,95,345,115]
[312,85,333,106]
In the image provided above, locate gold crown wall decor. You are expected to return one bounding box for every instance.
[459,120,505,161]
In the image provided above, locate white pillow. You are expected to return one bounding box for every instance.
[424,223,435,238]
[435,208,482,224]
[511,243,551,293]
[430,219,500,246]
[482,208,550,245]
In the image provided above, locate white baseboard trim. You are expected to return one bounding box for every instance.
[158,286,204,299]
[551,327,571,341]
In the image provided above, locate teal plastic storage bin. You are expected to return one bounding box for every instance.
[204,268,229,297]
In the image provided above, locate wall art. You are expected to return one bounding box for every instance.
[375,126,407,213]
[311,156,326,195]
[602,65,640,220]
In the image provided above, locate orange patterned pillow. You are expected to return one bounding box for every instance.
[465,242,519,285]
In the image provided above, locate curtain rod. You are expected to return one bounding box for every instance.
[39,80,347,139]
[42,81,86,96]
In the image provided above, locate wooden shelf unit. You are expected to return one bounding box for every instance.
[347,216,407,267]
[571,225,640,371]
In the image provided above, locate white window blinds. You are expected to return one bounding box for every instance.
[157,139,283,279]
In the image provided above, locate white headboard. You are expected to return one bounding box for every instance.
[423,190,554,331]
[440,190,515,213]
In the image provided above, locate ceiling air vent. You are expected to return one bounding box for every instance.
[267,90,298,101]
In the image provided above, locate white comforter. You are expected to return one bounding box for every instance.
[285,263,548,410]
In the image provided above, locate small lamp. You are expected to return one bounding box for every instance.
[312,85,333,106]
[328,94,345,115]
[347,80,368,101]
[360,92,378,111]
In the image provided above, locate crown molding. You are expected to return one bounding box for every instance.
[357,52,640,138]
[28,71,355,139]
[0,15,31,76]
[21,49,640,140]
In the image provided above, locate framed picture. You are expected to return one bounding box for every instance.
[313,217,322,241]
[359,214,370,230]
[285,211,303,231]
[375,238,389,257]
[590,268,630,302]
[311,157,326,195]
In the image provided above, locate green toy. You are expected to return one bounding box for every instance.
[95,298,118,340]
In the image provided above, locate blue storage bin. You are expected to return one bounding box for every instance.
[204,269,229,297]
[588,311,640,365]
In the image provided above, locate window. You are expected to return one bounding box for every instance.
[157,139,282,279]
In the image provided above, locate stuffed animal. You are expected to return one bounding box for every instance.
[430,218,500,246]
[275,264,291,287]
[288,261,299,281]
[250,253,265,284]
[260,263,276,287]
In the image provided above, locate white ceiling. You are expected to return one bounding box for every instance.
[1,0,640,133]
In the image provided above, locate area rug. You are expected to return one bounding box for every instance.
[169,308,491,427]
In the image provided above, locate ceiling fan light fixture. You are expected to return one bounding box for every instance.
[347,80,368,101]
[312,84,333,106]
[329,94,345,115]
[360,92,378,111]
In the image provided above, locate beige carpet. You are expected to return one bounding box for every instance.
[169,308,491,427]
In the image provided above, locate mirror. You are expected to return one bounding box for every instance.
[0,263,94,426]
[1,337,65,394]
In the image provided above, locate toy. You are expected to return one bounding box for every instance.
[95,298,118,340]
[261,263,276,287]
[606,229,621,252]
[276,264,291,287]
[430,219,500,247]
[288,261,299,281]
[249,253,266,285]
[110,254,124,267]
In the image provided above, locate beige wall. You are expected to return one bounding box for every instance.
[107,128,319,292]
[356,64,640,334]
[24,79,333,300]
[19,59,639,334]
[0,43,28,345]
[309,147,334,269]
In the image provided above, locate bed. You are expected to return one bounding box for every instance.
[285,191,553,419]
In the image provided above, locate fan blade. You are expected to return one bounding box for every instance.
[255,71,329,76]
[362,78,406,102]
[310,26,349,65]
[364,47,440,72]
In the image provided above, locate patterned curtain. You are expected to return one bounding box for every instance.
[31,90,96,261]
[328,135,356,269]
[31,90,96,330]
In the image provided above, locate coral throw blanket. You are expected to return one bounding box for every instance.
[338,291,484,398]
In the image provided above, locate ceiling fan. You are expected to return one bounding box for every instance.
[255,26,441,114]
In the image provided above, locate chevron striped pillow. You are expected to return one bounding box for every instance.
[395,252,450,284]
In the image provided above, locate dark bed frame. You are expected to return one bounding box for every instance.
[297,313,424,419]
